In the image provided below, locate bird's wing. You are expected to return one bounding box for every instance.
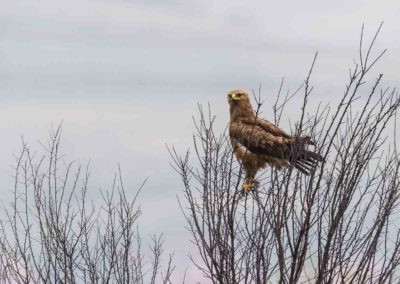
[229,120,292,159]
[230,119,323,175]
[243,118,315,145]
[252,118,292,139]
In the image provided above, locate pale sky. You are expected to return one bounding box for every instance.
[1,0,400,282]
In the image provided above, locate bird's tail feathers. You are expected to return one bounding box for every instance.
[293,150,324,175]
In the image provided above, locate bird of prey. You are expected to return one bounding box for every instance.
[227,89,323,193]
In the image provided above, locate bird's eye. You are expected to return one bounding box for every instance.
[237,93,242,97]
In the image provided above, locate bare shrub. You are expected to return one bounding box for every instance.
[0,125,174,284]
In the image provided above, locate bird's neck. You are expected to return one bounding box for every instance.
[230,104,256,120]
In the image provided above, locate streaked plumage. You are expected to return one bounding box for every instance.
[227,89,323,192]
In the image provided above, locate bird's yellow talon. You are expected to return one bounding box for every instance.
[242,183,254,193]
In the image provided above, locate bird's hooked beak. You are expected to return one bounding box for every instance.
[228,93,240,101]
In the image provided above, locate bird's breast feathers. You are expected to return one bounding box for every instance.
[230,137,249,159]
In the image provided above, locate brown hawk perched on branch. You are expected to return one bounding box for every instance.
[227,89,323,193]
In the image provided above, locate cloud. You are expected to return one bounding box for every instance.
[2,0,398,103]
[2,0,398,50]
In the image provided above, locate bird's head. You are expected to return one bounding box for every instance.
[227,89,255,119]
[227,89,251,105]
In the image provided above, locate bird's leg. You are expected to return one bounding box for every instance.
[242,176,256,193]
[242,182,253,194]
[242,175,261,194]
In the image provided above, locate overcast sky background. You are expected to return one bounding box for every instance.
[1,0,400,282]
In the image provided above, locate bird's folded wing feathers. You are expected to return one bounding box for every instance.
[241,118,292,139]
[229,121,292,158]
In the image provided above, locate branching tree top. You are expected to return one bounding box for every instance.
[171,23,400,284]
